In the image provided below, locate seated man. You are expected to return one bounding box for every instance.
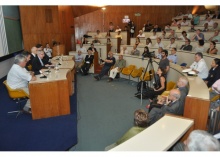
[175,24,183,33]
[191,29,205,41]
[95,30,102,38]
[105,109,148,151]
[210,22,220,31]
[92,36,101,44]
[182,52,208,80]
[172,130,220,151]
[154,37,164,49]
[120,45,129,54]
[94,51,115,81]
[75,50,84,72]
[166,38,177,50]
[148,89,181,125]
[167,30,177,39]
[21,51,32,71]
[108,55,126,82]
[167,48,178,64]
[137,30,145,38]
[208,30,220,42]
[130,45,140,56]
[7,54,36,113]
[179,39,193,51]
[36,43,51,65]
[32,50,52,75]
[80,49,94,75]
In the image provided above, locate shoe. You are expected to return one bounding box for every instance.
[108,78,113,82]
[94,76,100,81]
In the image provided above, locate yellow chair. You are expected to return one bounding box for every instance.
[3,80,29,118]
[161,81,176,96]
[210,88,220,102]
[27,64,32,71]
[131,67,144,82]
[121,65,136,81]
[139,69,154,81]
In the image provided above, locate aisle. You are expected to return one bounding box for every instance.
[73,74,149,151]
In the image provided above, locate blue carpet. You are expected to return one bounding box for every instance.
[0,76,77,151]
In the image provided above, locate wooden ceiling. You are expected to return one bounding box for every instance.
[72,6,102,18]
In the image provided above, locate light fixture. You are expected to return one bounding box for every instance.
[102,7,106,10]
[204,5,217,10]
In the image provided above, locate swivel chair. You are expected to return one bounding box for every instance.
[3,80,29,118]
[210,88,220,102]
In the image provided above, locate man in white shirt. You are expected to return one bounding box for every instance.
[137,30,145,38]
[76,43,87,54]
[181,18,189,26]
[188,52,209,79]
[205,17,214,27]
[175,24,183,33]
[154,37,164,48]
[120,45,129,54]
[95,30,103,38]
[7,54,36,112]
[75,50,84,72]
[115,26,122,32]
[166,38,177,50]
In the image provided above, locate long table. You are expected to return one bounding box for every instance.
[110,115,194,151]
[29,58,75,120]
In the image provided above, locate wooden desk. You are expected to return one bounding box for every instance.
[109,115,194,151]
[29,69,71,120]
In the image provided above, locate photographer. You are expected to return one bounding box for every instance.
[142,46,149,58]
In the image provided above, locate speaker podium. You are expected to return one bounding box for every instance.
[52,44,65,57]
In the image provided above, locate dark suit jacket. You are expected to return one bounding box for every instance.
[204,66,220,88]
[178,86,189,115]
[153,27,162,32]
[180,45,192,51]
[148,100,180,125]
[212,14,220,19]
[32,56,46,75]
[84,55,94,65]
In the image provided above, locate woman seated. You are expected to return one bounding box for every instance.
[194,39,205,53]
[204,58,220,88]
[135,67,166,101]
[104,109,148,151]
[80,49,94,75]
[206,41,218,55]
[146,38,152,48]
[142,46,149,58]
[135,37,141,46]
[149,31,158,40]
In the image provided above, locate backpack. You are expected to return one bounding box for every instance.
[137,81,147,92]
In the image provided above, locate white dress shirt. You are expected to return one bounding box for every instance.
[190,58,209,79]
[154,42,164,48]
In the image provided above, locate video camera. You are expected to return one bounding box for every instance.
[143,51,155,58]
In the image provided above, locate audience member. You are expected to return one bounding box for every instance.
[137,30,145,38]
[154,37,164,49]
[130,21,135,38]
[88,43,97,53]
[176,24,183,33]
[21,51,31,71]
[130,45,140,56]
[183,52,208,79]
[191,29,205,41]
[212,11,220,19]
[80,49,94,75]
[167,30,177,39]
[205,17,214,27]
[76,43,87,54]
[202,23,209,32]
[144,20,153,32]
[30,46,37,63]
[43,43,52,58]
[185,10,193,20]
[210,22,220,31]
[142,46,149,58]
[148,89,181,125]
[167,48,178,64]
[194,39,205,53]
[188,25,196,32]
[36,44,50,65]
[180,39,193,51]
[208,30,220,42]
[120,45,129,54]
[159,30,167,39]
[171,19,178,26]
[104,109,148,151]
[149,31,158,40]
[156,47,163,59]
[115,31,122,40]
[158,50,170,74]
[166,38,177,49]
[135,67,166,101]
[172,130,220,151]
[7,54,36,113]
[178,31,190,41]
[92,36,101,44]
[204,58,220,88]
[146,38,152,48]
[206,41,218,55]
[192,14,200,25]
[115,26,122,33]
[95,30,102,38]
[109,22,114,32]
[152,24,161,32]
[108,55,126,82]
[135,37,142,46]
[165,24,172,32]
[75,50,84,72]
[94,51,115,81]
[105,31,111,38]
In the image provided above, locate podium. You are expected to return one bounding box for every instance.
[52,44,65,57]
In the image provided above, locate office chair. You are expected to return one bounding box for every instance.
[3,80,29,118]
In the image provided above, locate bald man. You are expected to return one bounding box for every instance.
[148,89,181,125]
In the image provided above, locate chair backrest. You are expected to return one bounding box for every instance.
[3,81,29,99]
[131,67,143,78]
[128,65,136,70]
[166,81,176,91]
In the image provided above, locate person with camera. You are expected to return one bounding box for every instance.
[142,46,150,58]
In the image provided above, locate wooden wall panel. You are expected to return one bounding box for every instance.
[74,5,208,43]
[20,6,74,53]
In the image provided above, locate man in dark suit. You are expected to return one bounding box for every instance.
[180,39,193,51]
[30,46,37,65]
[80,49,94,75]
[32,50,51,75]
[36,43,51,65]
[152,24,161,32]
[148,89,181,125]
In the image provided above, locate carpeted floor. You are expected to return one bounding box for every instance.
[72,73,149,151]
[0,76,78,151]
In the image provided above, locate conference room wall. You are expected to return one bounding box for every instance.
[19,6,75,53]
[74,6,207,42]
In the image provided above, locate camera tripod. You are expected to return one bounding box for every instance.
[139,56,156,105]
